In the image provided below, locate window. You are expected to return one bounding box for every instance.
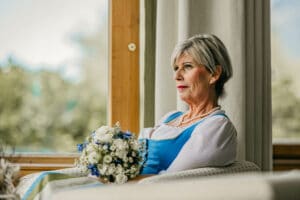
[271,0,300,170]
[0,0,108,153]
[1,0,140,176]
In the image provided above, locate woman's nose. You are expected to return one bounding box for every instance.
[173,69,183,80]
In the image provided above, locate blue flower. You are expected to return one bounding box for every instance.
[88,164,100,177]
[123,131,132,139]
[77,143,86,152]
[114,158,123,165]
[114,131,132,139]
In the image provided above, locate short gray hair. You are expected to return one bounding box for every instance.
[171,34,233,98]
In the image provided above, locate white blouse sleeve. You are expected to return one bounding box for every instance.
[138,110,179,140]
[166,115,237,172]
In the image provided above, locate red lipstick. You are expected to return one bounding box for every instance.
[177,85,188,89]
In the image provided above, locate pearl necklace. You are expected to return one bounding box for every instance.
[174,106,221,127]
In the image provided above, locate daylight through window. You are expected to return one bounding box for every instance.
[0,0,108,153]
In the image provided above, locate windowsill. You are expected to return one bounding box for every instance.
[273,142,300,171]
[4,154,79,177]
[273,138,300,145]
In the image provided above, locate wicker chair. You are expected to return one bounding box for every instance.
[139,160,260,184]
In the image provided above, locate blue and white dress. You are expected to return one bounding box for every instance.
[139,109,237,174]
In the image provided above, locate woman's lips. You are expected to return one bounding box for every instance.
[177,85,188,91]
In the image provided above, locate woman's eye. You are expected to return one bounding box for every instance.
[184,64,193,69]
[173,66,179,72]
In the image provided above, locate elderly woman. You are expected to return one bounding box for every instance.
[139,34,237,174]
[17,34,237,199]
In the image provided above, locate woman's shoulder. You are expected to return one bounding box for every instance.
[193,109,237,137]
[202,109,232,123]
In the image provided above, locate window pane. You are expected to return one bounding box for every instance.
[271,0,300,141]
[0,0,108,153]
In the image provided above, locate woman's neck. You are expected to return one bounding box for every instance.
[186,98,218,119]
[170,102,221,127]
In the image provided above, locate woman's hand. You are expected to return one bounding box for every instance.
[127,174,154,183]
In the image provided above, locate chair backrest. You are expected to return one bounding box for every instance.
[139,160,260,184]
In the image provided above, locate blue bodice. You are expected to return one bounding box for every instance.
[139,112,190,174]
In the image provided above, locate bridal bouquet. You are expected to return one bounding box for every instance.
[76,122,144,184]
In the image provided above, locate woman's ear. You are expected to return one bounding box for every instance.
[209,65,222,84]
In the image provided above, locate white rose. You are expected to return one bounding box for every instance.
[116,150,127,159]
[88,151,100,164]
[95,126,110,135]
[113,139,128,150]
[95,133,113,143]
[115,173,128,184]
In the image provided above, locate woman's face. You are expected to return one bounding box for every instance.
[173,53,212,105]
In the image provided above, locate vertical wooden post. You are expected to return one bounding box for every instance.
[109,0,140,134]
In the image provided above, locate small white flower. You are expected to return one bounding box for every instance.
[130,174,136,178]
[113,139,128,150]
[131,151,136,157]
[103,155,113,164]
[99,164,108,175]
[103,145,108,150]
[113,122,121,133]
[122,156,129,163]
[128,157,134,163]
[86,143,96,153]
[110,144,116,151]
[110,152,116,157]
[107,164,116,175]
[88,151,100,164]
[130,166,137,174]
[115,173,128,184]
[130,140,140,151]
[116,164,124,174]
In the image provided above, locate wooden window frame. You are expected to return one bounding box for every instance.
[5,0,140,177]
[273,143,300,171]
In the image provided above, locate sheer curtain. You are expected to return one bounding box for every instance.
[140,0,271,170]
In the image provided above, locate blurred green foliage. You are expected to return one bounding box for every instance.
[272,77,300,138]
[0,29,107,153]
[0,61,106,153]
